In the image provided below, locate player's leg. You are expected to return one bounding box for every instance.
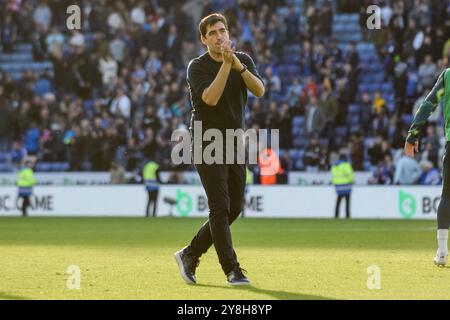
[151,190,158,217]
[435,142,450,265]
[145,191,151,217]
[225,163,250,285]
[345,193,350,219]
[22,196,30,217]
[187,163,231,257]
[228,164,246,223]
[175,163,236,283]
[187,164,245,252]
[197,163,240,274]
[176,164,246,285]
[335,194,342,218]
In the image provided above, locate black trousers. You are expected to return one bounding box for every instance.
[335,193,350,218]
[187,163,246,275]
[438,142,450,229]
[146,190,158,217]
[20,196,30,217]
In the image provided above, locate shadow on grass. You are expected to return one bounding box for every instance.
[197,284,334,300]
[0,292,29,300]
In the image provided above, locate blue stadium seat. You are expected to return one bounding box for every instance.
[350,125,361,133]
[270,92,284,102]
[292,116,305,127]
[361,42,374,51]
[0,52,33,62]
[285,54,300,63]
[319,138,329,146]
[288,149,299,160]
[387,102,395,113]
[359,83,370,92]
[335,127,347,138]
[84,99,95,111]
[52,162,70,171]
[297,149,305,159]
[288,66,301,76]
[380,82,391,90]
[333,24,345,32]
[35,162,52,172]
[348,104,360,115]
[348,115,360,126]
[0,43,32,53]
[388,126,396,139]
[0,152,9,162]
[0,163,13,172]
[294,159,304,170]
[292,127,302,137]
[293,137,309,148]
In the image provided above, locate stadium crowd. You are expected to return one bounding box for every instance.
[0,0,449,185]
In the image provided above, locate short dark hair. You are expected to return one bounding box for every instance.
[198,13,228,37]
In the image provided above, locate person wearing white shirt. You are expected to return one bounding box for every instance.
[394,152,421,185]
[131,2,146,25]
[98,54,118,86]
[33,2,52,32]
[110,88,131,118]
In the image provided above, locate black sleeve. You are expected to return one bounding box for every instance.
[237,52,263,82]
[187,59,212,98]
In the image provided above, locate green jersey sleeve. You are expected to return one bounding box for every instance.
[406,70,446,144]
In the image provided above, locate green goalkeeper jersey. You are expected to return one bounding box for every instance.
[406,68,449,144]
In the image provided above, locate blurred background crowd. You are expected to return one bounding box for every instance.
[0,0,449,185]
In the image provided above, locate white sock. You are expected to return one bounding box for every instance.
[437,229,449,255]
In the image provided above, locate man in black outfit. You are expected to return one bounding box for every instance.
[174,13,265,286]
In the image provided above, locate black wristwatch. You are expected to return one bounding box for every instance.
[239,64,247,74]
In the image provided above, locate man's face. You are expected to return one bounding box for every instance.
[201,22,229,53]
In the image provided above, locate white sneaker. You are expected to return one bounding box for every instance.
[434,252,448,266]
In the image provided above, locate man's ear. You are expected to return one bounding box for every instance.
[200,35,207,46]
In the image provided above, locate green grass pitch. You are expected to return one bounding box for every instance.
[0,217,449,300]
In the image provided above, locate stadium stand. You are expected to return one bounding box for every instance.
[0,0,449,185]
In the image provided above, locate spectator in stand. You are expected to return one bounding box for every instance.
[369,153,395,185]
[368,135,389,167]
[278,103,292,150]
[418,160,441,185]
[98,52,118,87]
[348,132,364,171]
[286,77,303,107]
[24,122,41,156]
[372,108,389,138]
[418,54,438,90]
[10,141,27,167]
[33,0,52,33]
[394,151,421,185]
[306,96,326,137]
[303,136,322,172]
[372,91,387,114]
[358,92,373,135]
[110,161,126,184]
[420,124,441,167]
[110,87,131,119]
[1,13,17,53]
[262,66,281,97]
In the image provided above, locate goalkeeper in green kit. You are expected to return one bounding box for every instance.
[405,68,449,266]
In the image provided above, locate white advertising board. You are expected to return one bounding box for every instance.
[1,171,374,186]
[0,185,441,219]
[0,186,147,217]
